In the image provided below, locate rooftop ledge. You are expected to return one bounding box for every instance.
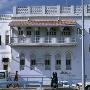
[13,5,90,16]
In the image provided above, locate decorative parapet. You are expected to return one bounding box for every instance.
[13,5,90,17]
[0,14,12,20]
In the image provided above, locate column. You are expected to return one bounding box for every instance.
[50,54,55,76]
[47,27,50,43]
[10,27,13,44]
[40,27,45,43]
[60,51,66,81]
[61,51,66,72]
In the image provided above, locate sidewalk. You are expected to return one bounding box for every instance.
[0,87,79,90]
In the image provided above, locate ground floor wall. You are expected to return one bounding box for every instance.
[10,46,90,83]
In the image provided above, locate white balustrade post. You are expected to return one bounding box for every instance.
[28,6,31,14]
[13,6,17,16]
[84,5,88,14]
[57,5,60,15]
[42,5,45,15]
[71,5,74,15]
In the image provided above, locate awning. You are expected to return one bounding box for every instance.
[9,20,76,27]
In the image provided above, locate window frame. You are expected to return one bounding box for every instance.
[0,35,1,45]
[45,59,51,70]
[45,59,50,65]
[5,35,9,45]
[47,29,56,36]
[55,54,61,70]
[89,28,90,34]
[20,53,25,70]
[56,59,61,65]
[26,30,31,36]
[30,54,36,70]
[66,52,72,70]
[62,27,71,36]
[35,30,40,36]
[31,59,36,66]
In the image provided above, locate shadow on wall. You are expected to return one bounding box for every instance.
[0,41,7,49]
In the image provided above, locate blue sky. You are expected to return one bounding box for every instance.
[0,0,90,13]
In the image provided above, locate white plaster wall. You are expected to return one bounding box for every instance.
[0,20,11,70]
[10,16,90,83]
[11,46,80,82]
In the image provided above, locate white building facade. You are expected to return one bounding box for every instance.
[1,5,90,84]
[0,14,12,72]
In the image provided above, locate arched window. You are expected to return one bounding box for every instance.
[66,52,71,70]
[44,54,51,70]
[47,27,57,36]
[20,53,25,70]
[34,30,40,43]
[26,27,32,36]
[62,27,71,36]
[18,27,23,35]
[55,54,61,70]
[30,54,36,70]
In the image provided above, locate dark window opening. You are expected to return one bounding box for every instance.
[18,30,23,35]
[56,60,61,65]
[89,28,90,34]
[20,59,25,70]
[2,58,9,62]
[66,59,71,70]
[26,27,31,30]
[31,59,36,65]
[35,31,40,35]
[45,59,50,65]
[18,27,21,30]
[66,60,71,65]
[20,59,25,65]
[26,31,31,36]
[0,36,1,45]
[5,35,9,45]
[3,64,8,70]
[62,27,71,35]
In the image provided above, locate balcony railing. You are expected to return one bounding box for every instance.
[10,37,76,46]
[13,5,90,16]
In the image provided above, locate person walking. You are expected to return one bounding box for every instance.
[55,72,58,88]
[14,71,19,87]
[14,71,18,81]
